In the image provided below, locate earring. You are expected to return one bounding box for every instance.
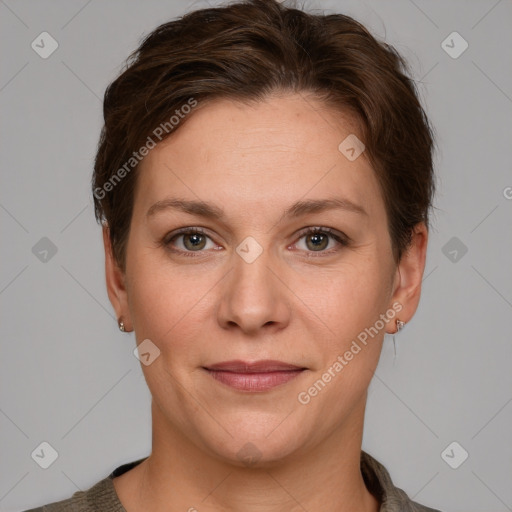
[118,319,125,332]
[392,319,405,357]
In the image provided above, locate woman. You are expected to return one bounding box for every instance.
[26,0,441,510]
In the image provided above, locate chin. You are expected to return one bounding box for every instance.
[215,437,304,469]
[199,414,310,469]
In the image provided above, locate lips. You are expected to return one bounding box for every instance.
[205,359,305,372]
[203,360,307,392]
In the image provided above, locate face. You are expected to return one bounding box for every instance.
[105,93,426,466]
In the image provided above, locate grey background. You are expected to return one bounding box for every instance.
[1,0,511,510]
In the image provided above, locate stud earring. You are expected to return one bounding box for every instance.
[392,319,406,357]
[118,319,125,332]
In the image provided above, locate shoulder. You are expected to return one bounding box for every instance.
[383,489,443,512]
[20,476,123,512]
[21,457,147,512]
[360,450,443,512]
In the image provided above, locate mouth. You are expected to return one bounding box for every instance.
[202,360,307,392]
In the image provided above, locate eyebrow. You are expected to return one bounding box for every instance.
[146,197,368,220]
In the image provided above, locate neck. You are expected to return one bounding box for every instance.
[114,399,379,512]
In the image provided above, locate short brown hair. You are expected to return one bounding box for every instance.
[92,0,436,270]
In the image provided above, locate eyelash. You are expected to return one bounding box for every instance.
[162,226,350,258]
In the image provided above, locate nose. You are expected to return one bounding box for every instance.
[216,243,291,336]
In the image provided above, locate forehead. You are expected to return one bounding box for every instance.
[134,94,385,222]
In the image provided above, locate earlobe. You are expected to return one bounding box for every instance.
[103,226,133,332]
[387,223,428,333]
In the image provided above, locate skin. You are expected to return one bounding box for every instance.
[104,93,428,512]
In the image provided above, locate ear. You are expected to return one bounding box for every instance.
[386,222,428,334]
[103,226,132,331]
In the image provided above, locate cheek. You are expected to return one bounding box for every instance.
[297,258,390,340]
[126,252,216,357]
[296,264,388,414]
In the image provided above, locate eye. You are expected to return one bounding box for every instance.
[162,226,350,258]
[293,227,349,256]
[163,228,217,257]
